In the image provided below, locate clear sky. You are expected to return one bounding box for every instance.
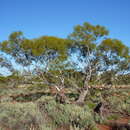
[0,0,130,47]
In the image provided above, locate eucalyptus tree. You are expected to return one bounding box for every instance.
[68,22,109,103]
[0,31,72,72]
[0,22,129,103]
[98,38,130,85]
[68,22,130,103]
[0,31,73,92]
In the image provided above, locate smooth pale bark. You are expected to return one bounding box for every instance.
[76,88,88,104]
[76,76,89,104]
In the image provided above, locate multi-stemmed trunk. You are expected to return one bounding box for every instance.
[76,77,89,104]
[76,89,88,104]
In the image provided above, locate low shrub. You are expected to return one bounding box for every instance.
[0,96,13,103]
[37,97,97,129]
[107,96,130,115]
[0,102,41,130]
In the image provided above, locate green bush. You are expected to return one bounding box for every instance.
[37,98,97,129]
[0,96,13,103]
[0,102,41,130]
[107,96,130,115]
[106,114,119,120]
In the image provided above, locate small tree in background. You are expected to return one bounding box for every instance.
[98,38,130,85]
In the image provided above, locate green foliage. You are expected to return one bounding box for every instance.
[0,31,73,72]
[94,113,104,124]
[0,102,41,130]
[100,38,129,58]
[0,20,130,102]
[106,114,119,120]
[107,95,130,115]
[86,100,96,109]
[9,31,23,43]
[116,74,130,85]
[37,98,97,129]
[98,39,130,80]
[68,22,130,87]
[0,96,13,103]
[69,22,109,44]
[37,96,55,103]
[0,87,129,129]
[21,36,72,58]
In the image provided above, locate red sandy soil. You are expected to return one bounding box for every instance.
[56,117,130,130]
[97,124,111,130]
[97,116,130,130]
[109,116,130,125]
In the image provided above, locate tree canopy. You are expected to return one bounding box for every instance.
[0,22,129,86]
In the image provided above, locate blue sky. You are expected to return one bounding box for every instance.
[0,0,130,47]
